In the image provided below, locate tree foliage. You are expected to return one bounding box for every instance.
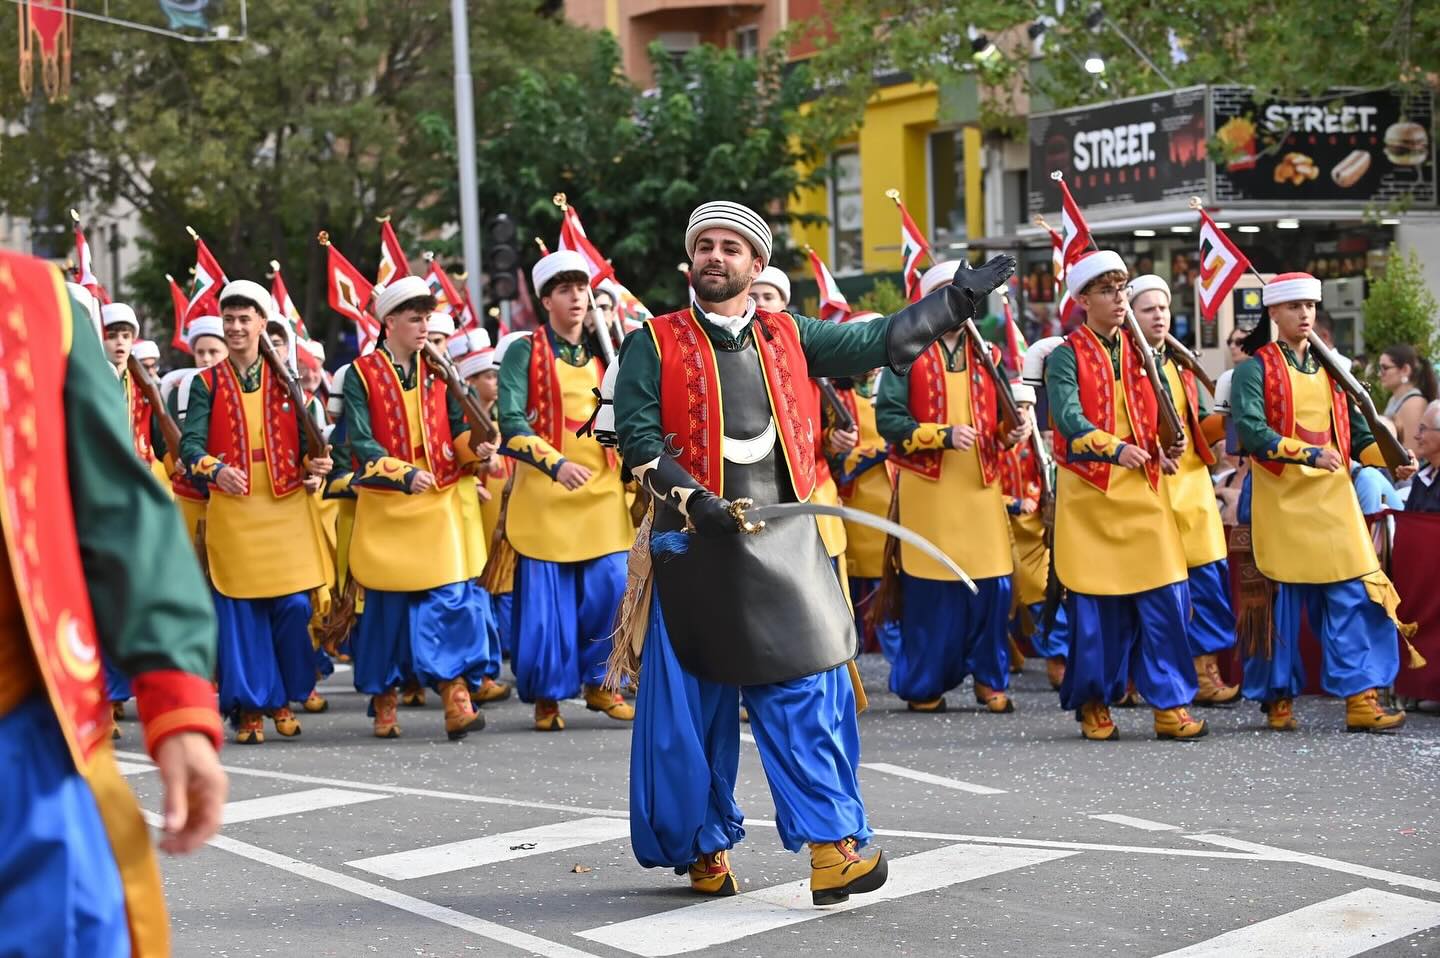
[1363,244,1440,363]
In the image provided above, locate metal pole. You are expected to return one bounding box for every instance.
[450,0,484,318]
[1104,21,1177,90]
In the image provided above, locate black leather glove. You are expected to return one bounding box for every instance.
[885,254,1018,375]
[641,454,741,536]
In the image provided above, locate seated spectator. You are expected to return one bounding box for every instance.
[1405,400,1440,513]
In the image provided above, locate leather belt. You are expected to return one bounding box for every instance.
[722,420,776,464]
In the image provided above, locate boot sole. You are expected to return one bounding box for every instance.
[690,873,740,897]
[303,703,329,713]
[1345,721,1405,733]
[812,850,888,906]
[1156,725,1209,740]
[373,727,401,739]
[448,712,486,740]
[1081,729,1120,741]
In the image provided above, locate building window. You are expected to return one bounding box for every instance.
[830,150,863,275]
[734,25,759,60]
[657,31,699,70]
[928,129,967,252]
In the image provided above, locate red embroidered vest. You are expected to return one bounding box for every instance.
[352,350,461,489]
[998,443,1042,502]
[125,371,156,464]
[1052,325,1162,492]
[831,387,860,497]
[1175,364,1218,467]
[649,308,819,500]
[201,359,305,497]
[1252,342,1350,477]
[0,254,111,766]
[888,337,1002,484]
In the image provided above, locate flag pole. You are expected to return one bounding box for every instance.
[552,192,618,364]
[450,0,485,324]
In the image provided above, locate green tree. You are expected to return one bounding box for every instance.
[854,278,906,315]
[1363,244,1440,375]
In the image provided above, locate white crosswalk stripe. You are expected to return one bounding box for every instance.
[220,787,387,825]
[347,817,631,880]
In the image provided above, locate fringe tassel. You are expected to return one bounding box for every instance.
[1228,524,1274,661]
[864,482,904,633]
[317,578,359,654]
[1361,569,1427,669]
[480,470,519,594]
[603,505,655,692]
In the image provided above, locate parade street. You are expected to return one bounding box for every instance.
[118,656,1440,958]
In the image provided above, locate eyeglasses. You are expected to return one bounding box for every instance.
[1087,285,1127,301]
[1377,362,1396,372]
[1227,337,1246,346]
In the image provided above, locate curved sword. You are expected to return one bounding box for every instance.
[738,500,978,594]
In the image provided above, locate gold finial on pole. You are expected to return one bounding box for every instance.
[552,192,568,211]
[1049,170,1064,181]
[185,225,200,241]
[69,208,81,224]
[535,237,550,255]
[1188,196,1205,211]
[269,259,282,273]
[316,231,331,246]
[376,213,391,223]
[884,188,901,205]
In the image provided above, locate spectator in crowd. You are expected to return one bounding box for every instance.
[1378,344,1438,457]
[1225,326,1248,367]
[1313,311,1354,373]
[1405,400,1440,513]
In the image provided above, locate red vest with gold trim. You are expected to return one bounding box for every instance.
[525,328,615,467]
[1177,365,1218,467]
[998,443,1043,502]
[200,359,305,497]
[888,338,1003,484]
[650,308,819,500]
[0,254,111,766]
[352,350,462,489]
[811,381,834,489]
[125,371,156,464]
[1052,325,1162,492]
[1252,342,1350,477]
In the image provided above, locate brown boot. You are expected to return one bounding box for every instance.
[1193,655,1240,706]
[1154,706,1208,740]
[1007,636,1026,674]
[1345,689,1405,733]
[271,706,302,737]
[535,699,565,732]
[400,679,426,708]
[302,689,329,713]
[584,684,635,721]
[688,850,739,896]
[1262,698,1297,731]
[235,710,265,745]
[1046,657,1066,691]
[973,682,1015,713]
[441,678,483,740]
[808,838,887,906]
[470,676,513,705]
[1079,700,1118,741]
[372,690,401,738]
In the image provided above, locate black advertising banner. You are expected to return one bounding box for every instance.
[1211,87,1436,206]
[1028,87,1209,215]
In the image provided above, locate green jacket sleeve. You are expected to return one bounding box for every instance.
[497,335,565,478]
[177,370,221,481]
[343,362,415,491]
[613,327,664,471]
[873,362,955,456]
[795,313,890,378]
[1231,357,1322,466]
[1045,343,1128,464]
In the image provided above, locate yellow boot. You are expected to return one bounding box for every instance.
[808,838,887,906]
[235,710,265,745]
[688,850,739,896]
[372,690,401,739]
[1079,700,1118,741]
[470,676,513,705]
[1262,698,1297,731]
[1046,657,1066,691]
[303,689,329,713]
[1345,689,1405,733]
[271,706,302,737]
[584,685,635,721]
[1193,655,1240,706]
[400,679,426,708]
[535,699,565,732]
[906,697,947,713]
[973,683,1015,713]
[1154,706,1208,740]
[441,678,484,740]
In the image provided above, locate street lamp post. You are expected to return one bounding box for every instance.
[450,0,484,318]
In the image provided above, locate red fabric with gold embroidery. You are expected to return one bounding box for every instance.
[888,338,1002,484]
[810,381,834,489]
[352,350,461,489]
[126,373,156,464]
[201,360,305,497]
[526,329,564,453]
[651,308,818,499]
[1053,325,1162,492]
[998,444,1043,502]
[1178,367,1218,466]
[1252,342,1350,477]
[831,387,860,497]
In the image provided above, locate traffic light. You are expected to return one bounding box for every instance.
[487,214,518,302]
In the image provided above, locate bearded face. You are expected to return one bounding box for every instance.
[690,229,762,305]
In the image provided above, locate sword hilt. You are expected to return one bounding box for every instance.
[728,497,765,535]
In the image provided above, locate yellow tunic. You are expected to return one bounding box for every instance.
[506,359,633,563]
[205,389,331,599]
[177,496,206,549]
[897,368,1013,582]
[456,475,489,579]
[1250,364,1378,584]
[1054,374,1187,596]
[480,467,506,543]
[842,397,891,580]
[350,381,470,593]
[1009,510,1049,606]
[813,475,847,558]
[1162,361,1227,568]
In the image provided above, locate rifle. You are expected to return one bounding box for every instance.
[1307,331,1413,472]
[257,335,328,460]
[961,320,1022,435]
[421,340,500,448]
[1164,333,1217,395]
[126,354,182,457]
[1122,304,1185,451]
[814,377,856,433]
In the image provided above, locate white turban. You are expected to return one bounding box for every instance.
[685,201,772,267]
[457,348,496,379]
[327,364,351,418]
[919,261,961,298]
[1023,335,1067,388]
[130,340,159,362]
[1065,250,1128,295]
[100,302,139,331]
[218,280,275,318]
[427,311,456,338]
[493,330,532,369]
[1262,272,1322,306]
[374,275,434,321]
[752,266,791,304]
[531,251,589,298]
[186,315,224,349]
[449,328,491,360]
[1126,274,1171,305]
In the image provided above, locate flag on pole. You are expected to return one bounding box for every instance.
[889,192,930,303]
[270,262,320,371]
[166,273,191,354]
[320,234,379,352]
[377,218,410,287]
[807,248,850,323]
[1195,207,1252,320]
[71,217,111,304]
[185,232,228,324]
[1000,293,1028,373]
[599,277,651,332]
[424,256,471,330]
[1044,224,1081,328]
[1055,175,1092,272]
[557,205,616,287]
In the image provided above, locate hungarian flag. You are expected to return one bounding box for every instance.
[377,219,410,287]
[894,197,930,303]
[557,205,616,287]
[807,249,850,323]
[323,238,379,351]
[1196,208,1252,320]
[271,262,320,371]
[166,273,191,354]
[185,234,228,324]
[71,219,111,305]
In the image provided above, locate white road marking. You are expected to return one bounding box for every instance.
[220,787,387,825]
[1089,814,1180,832]
[861,762,1007,795]
[207,834,603,958]
[1183,833,1440,896]
[348,817,630,880]
[116,761,156,776]
[1152,888,1440,957]
[577,843,1076,957]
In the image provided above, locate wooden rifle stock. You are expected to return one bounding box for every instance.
[1122,305,1184,451]
[814,377,856,433]
[1306,331,1413,472]
[962,319,1022,435]
[126,354,183,456]
[421,340,499,448]
[1163,333,1216,394]
[257,335,328,458]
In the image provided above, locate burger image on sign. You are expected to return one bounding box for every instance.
[1384,122,1429,166]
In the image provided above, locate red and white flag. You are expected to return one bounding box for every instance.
[377,219,411,287]
[1055,176,1092,272]
[185,234,228,324]
[894,198,930,303]
[323,239,379,351]
[807,249,850,323]
[1001,293,1029,373]
[271,262,321,371]
[1045,224,1080,327]
[557,205,616,288]
[72,220,111,305]
[1195,208,1252,320]
[166,273,191,355]
[425,257,475,331]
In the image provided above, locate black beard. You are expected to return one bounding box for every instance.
[692,268,749,304]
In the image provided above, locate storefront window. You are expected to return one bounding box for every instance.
[830,150,863,275]
[929,129,967,251]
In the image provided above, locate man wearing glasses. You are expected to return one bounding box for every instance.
[1406,402,1440,513]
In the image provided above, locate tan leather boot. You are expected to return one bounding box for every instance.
[808,838,887,906]
[270,706,302,737]
[470,676,513,704]
[1153,706,1208,740]
[688,850,739,896]
[441,678,483,739]
[372,690,401,738]
[973,682,1015,713]
[1345,689,1405,733]
[1193,655,1240,706]
[584,684,635,721]
[1079,700,1118,741]
[1262,697,1297,731]
[535,699,565,731]
[235,710,265,745]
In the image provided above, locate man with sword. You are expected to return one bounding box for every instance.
[609,201,1014,906]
